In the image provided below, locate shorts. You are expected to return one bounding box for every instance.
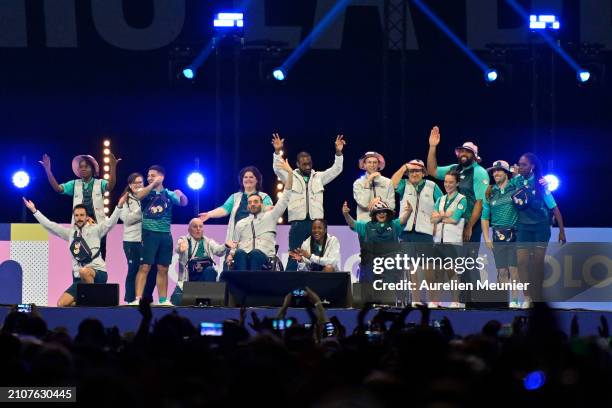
[142,229,173,266]
[65,270,107,298]
[516,223,551,249]
[491,229,517,269]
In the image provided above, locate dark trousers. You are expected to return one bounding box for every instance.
[459,219,482,305]
[233,249,269,271]
[286,219,313,271]
[123,241,156,302]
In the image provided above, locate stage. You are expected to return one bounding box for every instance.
[3,306,612,338]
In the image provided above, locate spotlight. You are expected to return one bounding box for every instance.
[187,172,205,190]
[577,70,591,83]
[543,174,560,192]
[273,68,286,81]
[104,207,110,214]
[485,69,498,82]
[103,157,110,164]
[12,170,30,189]
[523,370,546,391]
[104,191,110,197]
[103,198,110,205]
[182,67,195,80]
[277,183,283,190]
[213,12,244,29]
[103,148,110,155]
[278,217,283,224]
[103,165,110,172]
[103,140,110,147]
[277,192,283,199]
[103,174,110,180]
[529,15,560,30]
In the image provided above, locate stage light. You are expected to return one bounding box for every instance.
[103,198,110,205]
[103,165,110,172]
[103,140,110,147]
[577,70,591,83]
[278,217,283,224]
[529,15,560,30]
[103,148,110,156]
[182,67,195,80]
[214,12,244,29]
[277,192,283,199]
[187,172,205,190]
[523,370,546,391]
[277,183,283,190]
[104,191,109,197]
[104,207,109,214]
[485,69,498,82]
[543,174,560,192]
[12,170,30,189]
[103,157,110,164]
[273,68,286,81]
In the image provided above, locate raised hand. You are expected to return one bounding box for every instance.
[367,197,381,211]
[38,154,52,171]
[22,197,37,213]
[198,212,211,222]
[342,201,350,214]
[404,201,413,214]
[334,134,346,153]
[177,239,188,253]
[108,153,122,166]
[429,126,440,147]
[271,133,284,152]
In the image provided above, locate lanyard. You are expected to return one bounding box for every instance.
[189,238,203,261]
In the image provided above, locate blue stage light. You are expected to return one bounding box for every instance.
[182,67,195,79]
[485,69,499,82]
[12,170,30,189]
[529,15,560,30]
[214,12,244,28]
[577,70,591,83]
[523,370,546,390]
[273,68,286,81]
[187,172,205,190]
[543,174,560,192]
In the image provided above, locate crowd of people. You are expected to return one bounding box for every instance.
[24,127,566,308]
[1,297,611,407]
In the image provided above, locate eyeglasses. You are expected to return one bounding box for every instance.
[407,169,423,174]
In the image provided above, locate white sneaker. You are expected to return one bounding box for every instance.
[521,299,532,309]
[156,299,174,307]
[447,302,465,309]
[428,302,440,309]
[126,299,140,306]
[509,300,521,309]
[411,301,425,307]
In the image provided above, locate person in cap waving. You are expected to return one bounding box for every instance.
[391,158,443,305]
[353,151,395,221]
[343,200,412,283]
[39,152,121,260]
[481,160,521,308]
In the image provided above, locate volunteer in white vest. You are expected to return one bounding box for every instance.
[289,219,341,272]
[353,152,395,221]
[271,133,345,271]
[430,170,467,308]
[38,153,120,260]
[23,194,126,307]
[226,159,295,271]
[198,166,273,271]
[170,218,227,305]
[391,159,443,305]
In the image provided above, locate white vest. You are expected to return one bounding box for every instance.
[401,180,436,235]
[72,179,105,223]
[433,193,465,244]
[219,191,270,272]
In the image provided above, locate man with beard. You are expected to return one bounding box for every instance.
[23,195,126,306]
[427,126,490,306]
[272,133,346,271]
[227,159,294,271]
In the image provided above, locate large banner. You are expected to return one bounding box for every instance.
[1,223,611,307]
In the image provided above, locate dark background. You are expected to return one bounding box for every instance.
[0,0,609,226]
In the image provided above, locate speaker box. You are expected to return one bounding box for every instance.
[181,282,227,306]
[351,283,399,308]
[76,283,119,306]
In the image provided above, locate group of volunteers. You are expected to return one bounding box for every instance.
[23,126,565,308]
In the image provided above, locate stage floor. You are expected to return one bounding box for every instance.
[2,306,612,338]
